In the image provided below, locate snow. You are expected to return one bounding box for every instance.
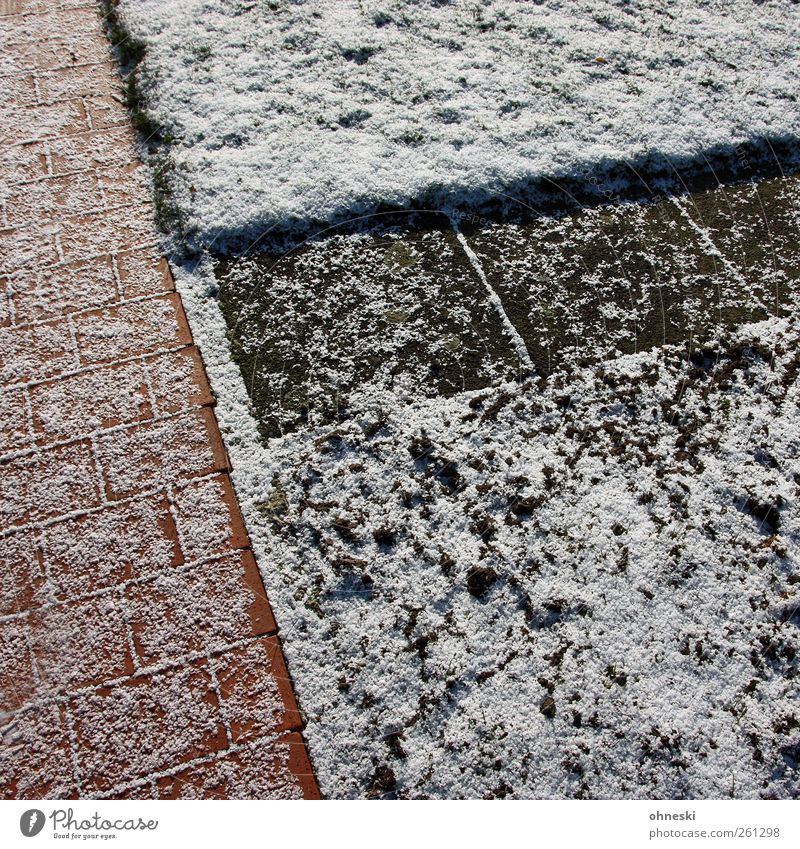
[451,217,533,370]
[174,250,800,798]
[117,0,800,248]
[110,0,800,798]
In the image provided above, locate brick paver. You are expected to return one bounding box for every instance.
[0,0,319,799]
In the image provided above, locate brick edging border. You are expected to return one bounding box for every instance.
[159,241,322,802]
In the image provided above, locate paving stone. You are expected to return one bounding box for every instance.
[98,162,150,208]
[0,284,9,327]
[61,0,105,8]
[85,95,132,132]
[9,254,118,324]
[0,529,47,616]
[0,439,99,529]
[112,781,158,799]
[0,99,88,145]
[0,702,77,799]
[0,9,40,40]
[29,360,152,443]
[0,141,48,185]
[3,172,105,227]
[0,47,30,77]
[0,1,25,18]
[30,34,112,71]
[30,594,134,693]
[0,222,60,275]
[157,733,319,799]
[0,26,35,69]
[47,6,105,44]
[97,408,228,500]
[0,5,317,798]
[127,551,276,665]
[0,617,36,711]
[58,202,156,260]
[73,294,190,365]
[38,62,117,104]
[0,315,77,385]
[0,386,31,453]
[71,661,228,793]
[43,495,181,601]
[236,550,276,637]
[0,5,102,45]
[171,474,249,562]
[1,72,37,108]
[47,127,138,176]
[117,249,174,299]
[147,346,215,415]
[212,637,303,744]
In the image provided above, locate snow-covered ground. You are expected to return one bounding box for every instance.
[175,184,800,797]
[109,0,800,797]
[178,250,800,797]
[118,0,800,247]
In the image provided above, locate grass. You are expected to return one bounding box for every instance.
[100,0,187,237]
[467,172,800,375]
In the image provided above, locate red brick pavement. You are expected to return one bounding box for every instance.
[0,0,319,799]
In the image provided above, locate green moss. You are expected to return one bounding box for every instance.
[100,1,186,237]
[122,69,161,141]
[149,156,186,233]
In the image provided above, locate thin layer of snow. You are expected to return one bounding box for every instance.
[118,0,800,246]
[113,0,800,798]
[451,217,533,371]
[174,252,800,798]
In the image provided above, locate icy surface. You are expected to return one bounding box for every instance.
[119,0,800,245]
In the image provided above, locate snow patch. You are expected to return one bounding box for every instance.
[118,0,800,246]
